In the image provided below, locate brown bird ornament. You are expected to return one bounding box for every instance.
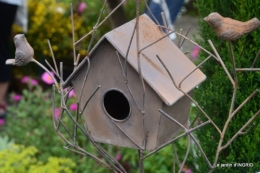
[6,34,34,66]
[204,12,260,41]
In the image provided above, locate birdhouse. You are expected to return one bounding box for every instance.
[63,14,206,151]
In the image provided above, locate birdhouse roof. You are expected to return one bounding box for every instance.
[63,14,206,106]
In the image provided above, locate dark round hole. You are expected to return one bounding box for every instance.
[103,90,130,121]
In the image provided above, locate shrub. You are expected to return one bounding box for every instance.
[4,76,107,173]
[194,0,260,172]
[0,140,76,173]
[11,0,144,78]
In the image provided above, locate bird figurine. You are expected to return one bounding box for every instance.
[204,12,260,41]
[6,34,34,66]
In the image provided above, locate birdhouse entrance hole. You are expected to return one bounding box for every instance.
[103,89,131,121]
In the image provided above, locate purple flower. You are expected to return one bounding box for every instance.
[21,76,38,86]
[30,79,39,86]
[54,108,61,119]
[41,72,54,85]
[78,2,87,14]
[115,153,122,161]
[21,76,30,83]
[191,45,200,59]
[184,169,192,173]
[69,103,78,111]
[0,119,5,126]
[13,94,22,101]
[69,89,76,98]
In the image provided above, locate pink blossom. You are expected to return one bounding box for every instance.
[0,119,5,126]
[54,108,61,119]
[30,79,39,86]
[191,45,200,59]
[21,76,30,83]
[69,103,78,111]
[13,94,22,101]
[184,169,192,173]
[78,2,87,14]
[69,89,76,98]
[41,72,54,85]
[182,167,193,173]
[115,153,122,161]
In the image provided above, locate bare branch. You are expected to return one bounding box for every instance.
[208,40,235,87]
[221,110,260,151]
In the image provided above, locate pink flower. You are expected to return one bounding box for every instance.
[21,76,30,83]
[21,76,38,86]
[182,167,192,173]
[184,169,192,173]
[69,103,78,111]
[13,94,22,101]
[0,119,5,126]
[115,153,122,161]
[191,45,200,59]
[69,89,76,98]
[41,72,54,85]
[30,79,38,86]
[54,108,61,119]
[78,2,87,14]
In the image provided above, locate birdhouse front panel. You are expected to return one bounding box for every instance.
[71,40,163,150]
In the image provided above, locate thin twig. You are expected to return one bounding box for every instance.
[75,0,126,45]
[178,28,183,48]
[70,3,76,63]
[251,49,260,68]
[80,85,101,115]
[158,109,213,168]
[74,53,81,70]
[221,110,260,150]
[179,55,212,89]
[156,55,221,134]
[124,22,136,79]
[230,89,258,119]
[32,58,59,89]
[142,120,210,160]
[78,56,90,105]
[239,123,256,135]
[228,41,238,114]
[87,0,107,53]
[142,0,163,32]
[63,146,112,169]
[208,40,235,87]
[236,68,260,71]
[45,59,59,78]
[138,150,144,173]
[178,135,191,173]
[179,26,191,48]
[47,39,60,77]
[150,25,219,61]
[116,51,143,112]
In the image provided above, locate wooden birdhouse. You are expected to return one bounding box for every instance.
[63,14,206,151]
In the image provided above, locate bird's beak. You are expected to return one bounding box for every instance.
[203,16,208,22]
[5,59,15,65]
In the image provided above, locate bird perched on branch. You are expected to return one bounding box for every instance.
[204,12,260,41]
[6,34,34,66]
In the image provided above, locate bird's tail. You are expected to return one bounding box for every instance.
[243,18,260,34]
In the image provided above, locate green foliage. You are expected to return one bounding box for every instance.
[0,143,75,173]
[12,0,144,78]
[4,82,107,173]
[194,0,260,172]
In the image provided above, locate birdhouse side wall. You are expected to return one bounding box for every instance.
[156,91,192,147]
